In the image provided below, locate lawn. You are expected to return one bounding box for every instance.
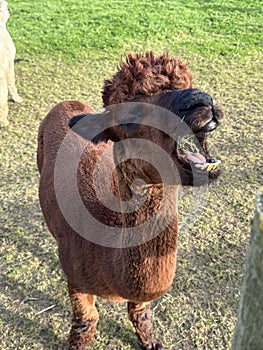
[0,0,262,349]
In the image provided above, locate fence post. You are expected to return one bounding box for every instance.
[231,188,263,350]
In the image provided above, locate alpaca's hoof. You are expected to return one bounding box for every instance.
[68,319,97,350]
[13,96,23,103]
[154,341,165,350]
[142,339,164,350]
[0,119,9,127]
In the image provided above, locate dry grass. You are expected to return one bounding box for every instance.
[0,0,262,349]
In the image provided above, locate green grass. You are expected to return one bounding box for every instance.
[10,0,262,60]
[0,0,262,349]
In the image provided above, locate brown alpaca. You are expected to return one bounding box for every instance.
[37,52,223,350]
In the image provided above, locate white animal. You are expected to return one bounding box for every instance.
[0,0,22,127]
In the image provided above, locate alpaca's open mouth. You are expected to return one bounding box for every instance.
[178,126,221,173]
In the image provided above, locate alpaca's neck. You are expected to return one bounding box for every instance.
[116,158,163,202]
[114,183,179,301]
[115,157,179,222]
[115,160,179,249]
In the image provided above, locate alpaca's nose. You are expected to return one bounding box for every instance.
[200,119,218,132]
[176,88,213,112]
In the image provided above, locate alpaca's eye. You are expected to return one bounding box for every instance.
[179,102,209,112]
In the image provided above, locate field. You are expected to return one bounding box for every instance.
[0,0,262,349]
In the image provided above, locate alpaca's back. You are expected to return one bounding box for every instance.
[37,100,95,243]
[37,100,94,172]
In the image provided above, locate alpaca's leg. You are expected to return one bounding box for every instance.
[7,62,23,103]
[0,76,9,127]
[128,302,164,350]
[67,281,99,350]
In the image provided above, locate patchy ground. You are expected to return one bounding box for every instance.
[0,1,262,349]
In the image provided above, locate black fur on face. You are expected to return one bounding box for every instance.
[132,88,224,185]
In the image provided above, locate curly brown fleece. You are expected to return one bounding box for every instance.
[102,51,193,106]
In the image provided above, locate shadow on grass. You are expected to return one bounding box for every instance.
[0,199,142,349]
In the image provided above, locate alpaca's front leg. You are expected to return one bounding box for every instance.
[7,62,23,103]
[0,77,9,127]
[128,302,164,350]
[67,281,99,350]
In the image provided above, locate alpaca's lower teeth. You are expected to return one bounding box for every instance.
[195,160,221,171]
[179,135,221,172]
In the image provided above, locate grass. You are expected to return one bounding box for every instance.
[0,0,262,349]
[10,0,262,60]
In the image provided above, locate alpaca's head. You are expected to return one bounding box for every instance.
[138,88,224,185]
[0,0,9,25]
[69,88,223,187]
[102,51,192,107]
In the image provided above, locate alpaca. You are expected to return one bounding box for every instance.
[37,52,224,350]
[0,0,23,127]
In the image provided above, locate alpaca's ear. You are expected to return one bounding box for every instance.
[68,114,89,129]
[69,104,150,143]
[69,112,117,143]
[68,112,112,143]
